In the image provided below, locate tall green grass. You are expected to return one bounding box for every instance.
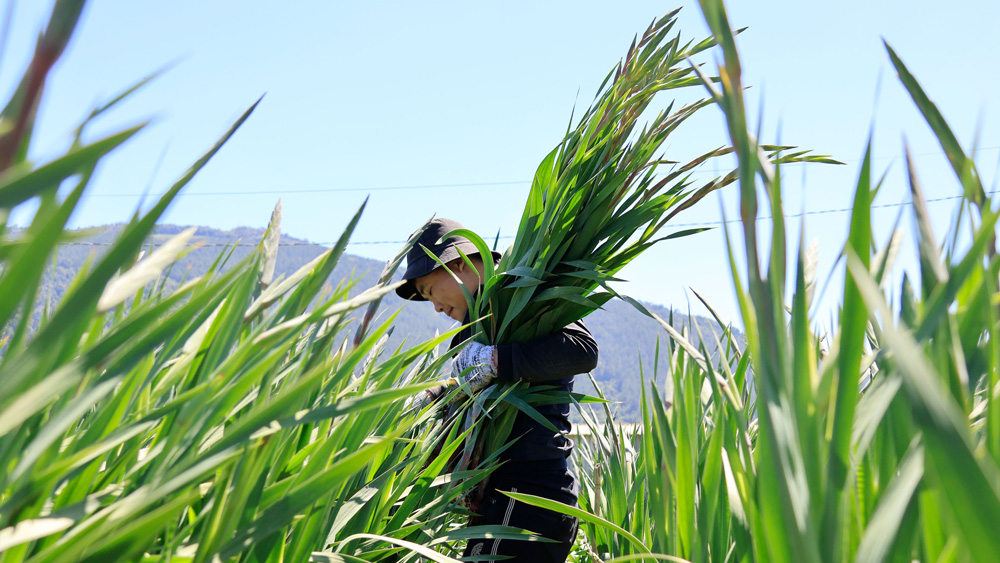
[0,3,513,562]
[548,1,1000,562]
[0,100,485,560]
[6,1,996,562]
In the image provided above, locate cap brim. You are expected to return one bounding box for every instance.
[395,278,424,301]
[394,247,503,302]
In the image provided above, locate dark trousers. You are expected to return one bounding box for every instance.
[461,479,578,563]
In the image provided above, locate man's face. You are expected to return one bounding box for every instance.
[414,261,476,321]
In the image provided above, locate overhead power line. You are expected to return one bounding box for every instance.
[52,188,998,248]
[76,146,1000,199]
[668,190,1000,229]
[84,180,530,198]
[53,238,516,248]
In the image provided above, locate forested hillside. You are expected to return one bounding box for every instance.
[34,224,742,421]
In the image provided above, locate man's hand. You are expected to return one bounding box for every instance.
[408,342,499,413]
[407,342,498,414]
[451,341,497,395]
[408,377,459,412]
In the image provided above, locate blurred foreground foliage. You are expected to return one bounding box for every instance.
[0,2,503,562]
[552,2,1000,562]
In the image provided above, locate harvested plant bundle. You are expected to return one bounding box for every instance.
[447,10,835,345]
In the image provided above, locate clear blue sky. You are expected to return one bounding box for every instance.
[8,0,1000,325]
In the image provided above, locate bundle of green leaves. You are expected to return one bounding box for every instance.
[439,9,835,346]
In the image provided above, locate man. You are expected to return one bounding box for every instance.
[396,218,598,563]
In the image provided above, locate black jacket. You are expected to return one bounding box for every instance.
[450,319,599,481]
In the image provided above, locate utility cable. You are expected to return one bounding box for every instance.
[50,188,999,248]
[77,146,1000,199]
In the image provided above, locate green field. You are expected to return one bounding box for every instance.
[1,1,998,562]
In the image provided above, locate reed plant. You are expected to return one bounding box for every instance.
[7,1,996,562]
[541,1,1000,562]
[0,3,520,562]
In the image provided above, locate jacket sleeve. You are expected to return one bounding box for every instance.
[494,320,599,383]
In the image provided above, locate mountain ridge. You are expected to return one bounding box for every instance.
[37,223,743,421]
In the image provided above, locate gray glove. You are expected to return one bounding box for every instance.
[407,342,498,413]
[451,341,498,394]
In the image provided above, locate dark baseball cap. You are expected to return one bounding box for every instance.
[395,218,500,301]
